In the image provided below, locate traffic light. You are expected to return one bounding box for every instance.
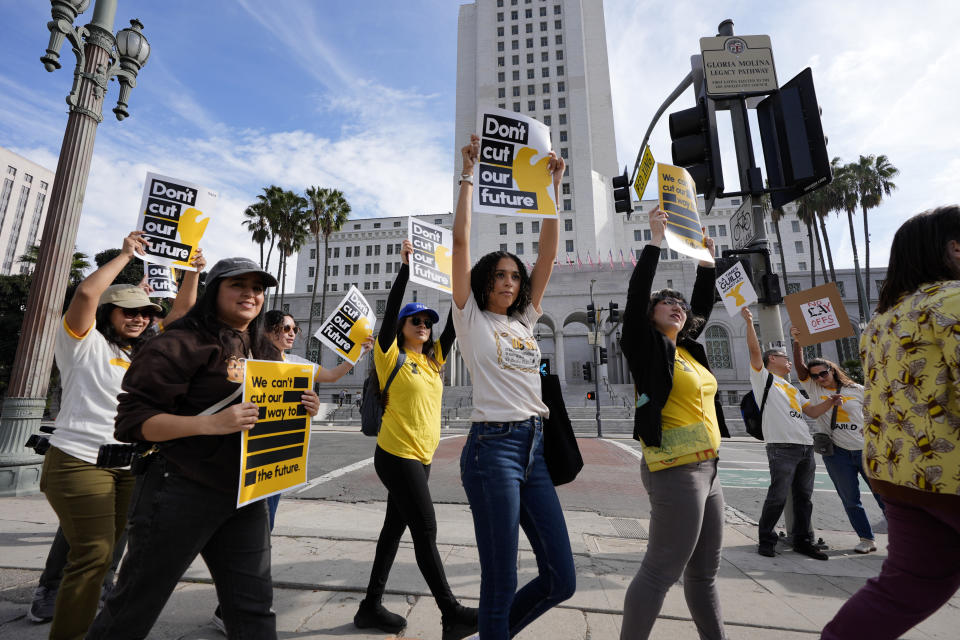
[611,166,633,215]
[582,363,592,382]
[668,94,723,203]
[757,67,832,209]
[599,347,608,365]
[586,391,596,401]
[586,303,595,325]
[608,301,619,324]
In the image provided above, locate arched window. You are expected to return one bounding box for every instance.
[704,325,732,369]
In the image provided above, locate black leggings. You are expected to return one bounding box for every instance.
[365,446,458,613]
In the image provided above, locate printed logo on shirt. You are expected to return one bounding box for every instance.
[226,356,245,383]
[409,361,420,375]
[775,382,805,418]
[818,394,856,423]
[108,358,130,370]
[494,330,540,372]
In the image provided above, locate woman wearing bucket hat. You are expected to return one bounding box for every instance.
[38,230,204,639]
[87,256,319,640]
[354,239,477,639]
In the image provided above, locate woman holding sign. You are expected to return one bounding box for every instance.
[451,134,575,639]
[354,239,477,639]
[38,231,202,639]
[87,257,320,640]
[619,207,726,640]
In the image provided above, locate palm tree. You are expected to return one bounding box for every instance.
[835,163,869,326]
[811,158,845,285]
[272,190,309,311]
[19,245,90,286]
[241,200,270,269]
[304,186,351,357]
[794,198,819,287]
[855,154,899,310]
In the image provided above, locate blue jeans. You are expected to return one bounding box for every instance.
[460,417,576,639]
[758,443,816,548]
[821,445,885,540]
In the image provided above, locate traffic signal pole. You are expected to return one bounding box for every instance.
[589,281,602,437]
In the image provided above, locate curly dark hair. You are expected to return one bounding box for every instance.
[647,288,705,343]
[264,309,293,334]
[470,251,531,316]
[95,303,153,357]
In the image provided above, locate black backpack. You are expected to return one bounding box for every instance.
[740,372,774,440]
[360,352,406,436]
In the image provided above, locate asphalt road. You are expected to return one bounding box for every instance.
[294,430,887,537]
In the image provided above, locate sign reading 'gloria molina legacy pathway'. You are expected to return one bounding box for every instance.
[700,35,778,97]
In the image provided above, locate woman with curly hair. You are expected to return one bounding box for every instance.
[619,206,726,640]
[451,134,575,638]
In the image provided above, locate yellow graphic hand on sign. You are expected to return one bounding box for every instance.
[513,148,555,216]
[435,245,453,281]
[724,281,747,306]
[176,207,210,266]
[344,317,373,361]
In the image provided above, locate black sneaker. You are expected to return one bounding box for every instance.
[442,604,479,640]
[757,544,777,557]
[794,541,829,560]
[354,599,406,634]
[28,585,56,623]
[813,537,829,550]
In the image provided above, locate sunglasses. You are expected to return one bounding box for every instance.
[810,370,832,379]
[279,324,301,335]
[409,317,434,328]
[120,307,156,319]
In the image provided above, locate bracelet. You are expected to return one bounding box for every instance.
[458,173,473,185]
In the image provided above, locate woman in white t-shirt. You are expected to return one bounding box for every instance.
[39,231,202,640]
[790,327,886,554]
[451,134,575,639]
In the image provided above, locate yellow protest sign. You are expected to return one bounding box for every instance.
[238,359,316,508]
[136,173,215,271]
[633,146,655,201]
[409,218,452,293]
[657,163,714,265]
[313,286,376,364]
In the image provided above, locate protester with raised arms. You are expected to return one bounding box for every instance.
[451,134,575,638]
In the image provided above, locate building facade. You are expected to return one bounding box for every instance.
[0,147,54,276]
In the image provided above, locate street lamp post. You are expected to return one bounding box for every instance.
[0,0,149,496]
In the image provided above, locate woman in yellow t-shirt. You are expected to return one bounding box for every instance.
[619,207,726,640]
[354,240,477,640]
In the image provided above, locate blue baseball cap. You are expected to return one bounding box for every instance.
[399,302,439,324]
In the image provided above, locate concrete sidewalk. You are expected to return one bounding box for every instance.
[1,495,957,639]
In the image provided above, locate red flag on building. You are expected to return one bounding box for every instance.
[619,249,626,267]
[630,249,637,267]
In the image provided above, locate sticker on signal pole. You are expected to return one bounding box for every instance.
[135,172,216,271]
[313,286,375,364]
[473,108,558,219]
[144,263,178,299]
[237,359,315,508]
[633,145,656,201]
[657,163,714,265]
[784,282,854,346]
[715,260,758,316]
[408,218,453,294]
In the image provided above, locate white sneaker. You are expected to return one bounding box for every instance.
[854,538,877,554]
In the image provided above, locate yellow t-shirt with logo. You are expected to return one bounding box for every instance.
[861,281,960,495]
[374,338,446,465]
[642,347,721,470]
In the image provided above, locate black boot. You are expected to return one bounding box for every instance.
[354,599,406,634]
[441,604,479,640]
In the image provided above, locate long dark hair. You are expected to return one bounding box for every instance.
[170,276,275,359]
[95,303,151,356]
[806,357,857,388]
[397,316,442,373]
[470,251,531,317]
[876,206,960,313]
[647,288,705,343]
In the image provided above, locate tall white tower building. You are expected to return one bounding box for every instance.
[454,0,621,260]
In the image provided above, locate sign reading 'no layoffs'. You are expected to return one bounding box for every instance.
[473,108,558,219]
[135,172,216,271]
[408,218,453,294]
[238,359,316,508]
[313,286,376,364]
[784,282,854,347]
[657,163,714,265]
[144,263,178,299]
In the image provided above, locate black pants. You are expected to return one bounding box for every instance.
[86,456,275,640]
[758,443,816,548]
[365,446,458,613]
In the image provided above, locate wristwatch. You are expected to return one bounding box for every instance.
[458,173,473,185]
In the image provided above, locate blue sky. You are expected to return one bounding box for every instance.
[1,0,958,285]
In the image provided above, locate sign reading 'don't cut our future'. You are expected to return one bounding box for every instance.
[135,172,216,271]
[237,359,316,508]
[314,286,376,364]
[408,218,453,294]
[144,263,178,299]
[657,163,714,265]
[473,108,557,219]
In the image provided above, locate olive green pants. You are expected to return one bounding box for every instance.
[41,446,135,640]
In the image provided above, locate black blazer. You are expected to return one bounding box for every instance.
[619,244,729,448]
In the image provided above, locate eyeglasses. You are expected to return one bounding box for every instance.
[658,297,689,311]
[409,317,434,328]
[121,307,155,319]
[810,370,832,379]
[279,325,301,335]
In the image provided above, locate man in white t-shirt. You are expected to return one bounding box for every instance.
[742,308,828,560]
